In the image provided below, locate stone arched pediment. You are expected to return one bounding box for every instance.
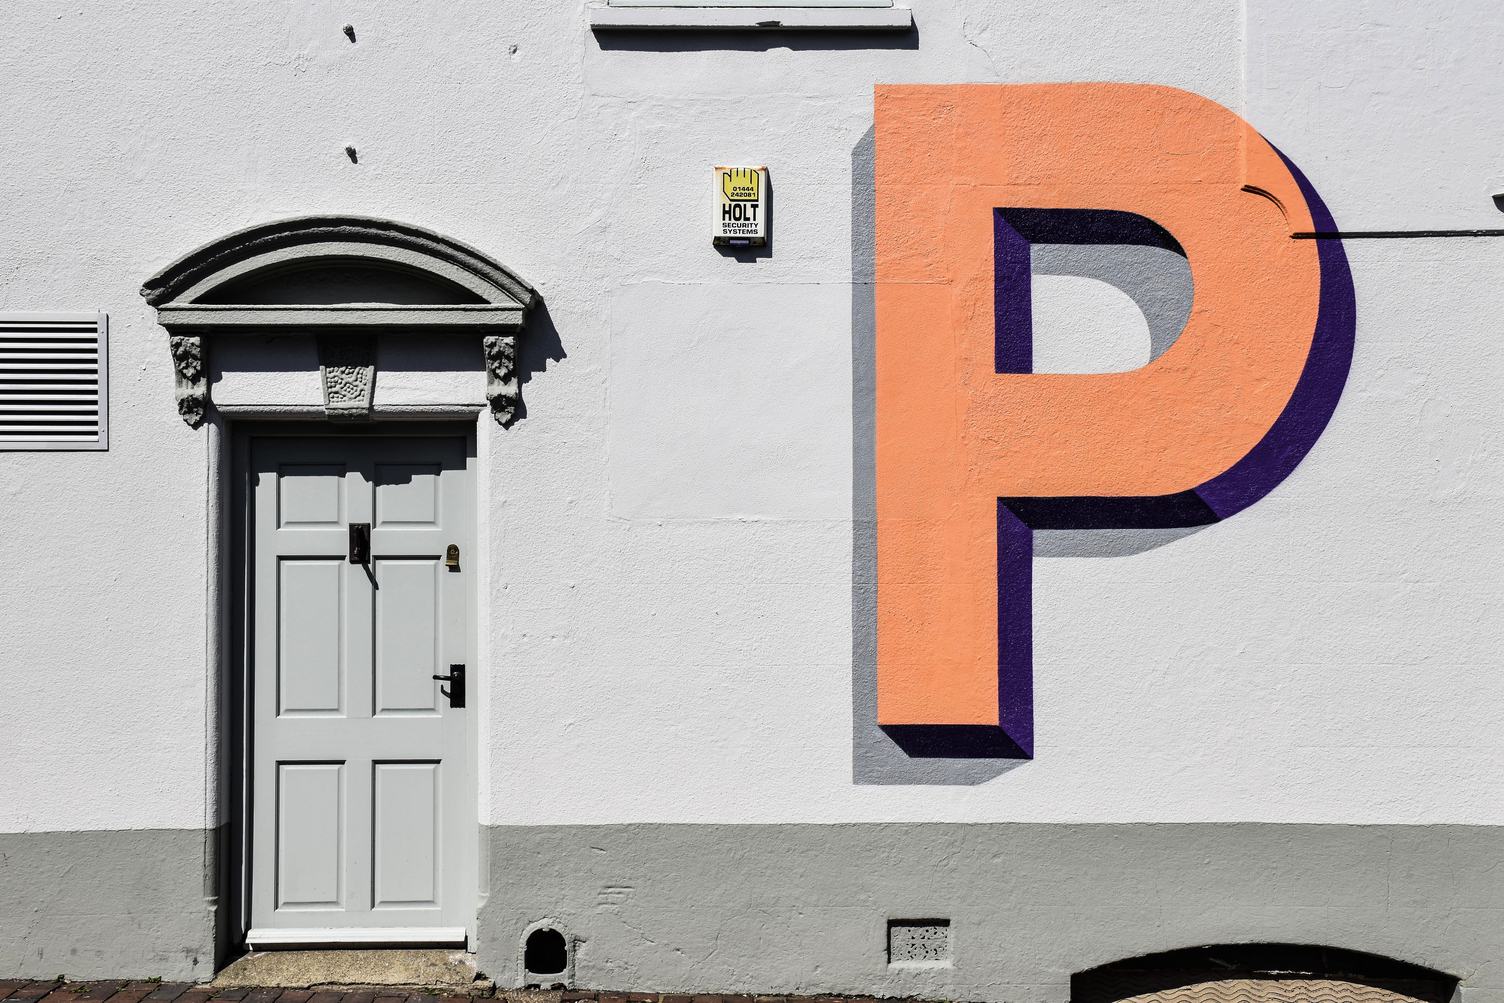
[141,216,538,426]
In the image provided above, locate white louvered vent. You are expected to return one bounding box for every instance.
[0,313,108,450]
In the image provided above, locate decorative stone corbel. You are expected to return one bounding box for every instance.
[317,335,376,421]
[169,334,207,428]
[484,333,519,426]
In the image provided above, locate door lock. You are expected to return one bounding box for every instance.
[432,664,465,708]
[348,523,371,564]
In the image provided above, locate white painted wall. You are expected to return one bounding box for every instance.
[2,1,1502,833]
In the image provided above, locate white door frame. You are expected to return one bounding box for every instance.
[220,418,483,952]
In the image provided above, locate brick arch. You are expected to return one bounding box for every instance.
[1073,945,1457,1003]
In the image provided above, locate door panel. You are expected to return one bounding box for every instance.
[277,464,346,526]
[278,560,345,715]
[375,559,442,715]
[275,762,344,909]
[372,761,441,908]
[248,434,472,944]
[375,463,442,525]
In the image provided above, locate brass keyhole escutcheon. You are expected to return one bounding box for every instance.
[445,544,460,570]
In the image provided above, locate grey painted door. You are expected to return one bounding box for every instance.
[247,434,473,945]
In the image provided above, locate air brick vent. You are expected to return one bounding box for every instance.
[888,918,952,967]
[0,313,107,450]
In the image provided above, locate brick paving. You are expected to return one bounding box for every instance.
[0,984,893,1003]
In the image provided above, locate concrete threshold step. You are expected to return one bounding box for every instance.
[211,951,493,994]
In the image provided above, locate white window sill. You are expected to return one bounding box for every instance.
[588,4,913,30]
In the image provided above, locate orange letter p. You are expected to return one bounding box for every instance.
[874,85,1355,758]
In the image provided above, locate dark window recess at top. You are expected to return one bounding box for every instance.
[589,0,913,31]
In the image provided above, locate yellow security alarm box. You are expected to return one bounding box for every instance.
[714,166,768,247]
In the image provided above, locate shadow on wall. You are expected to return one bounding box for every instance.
[512,299,568,425]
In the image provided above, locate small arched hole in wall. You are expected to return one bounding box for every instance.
[524,926,568,977]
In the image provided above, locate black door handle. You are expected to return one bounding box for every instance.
[432,664,465,708]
